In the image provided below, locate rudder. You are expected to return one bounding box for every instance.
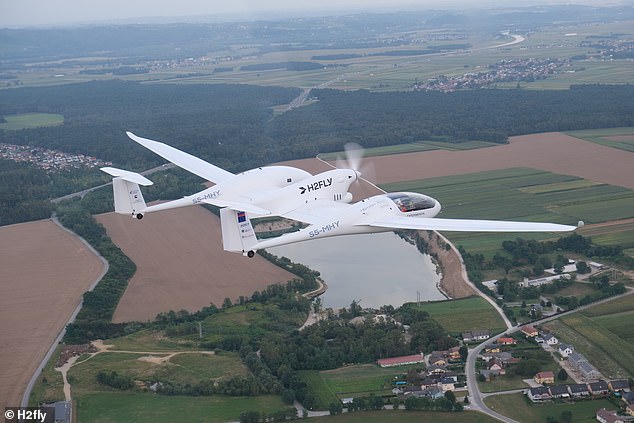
[220,208,258,256]
[101,167,152,217]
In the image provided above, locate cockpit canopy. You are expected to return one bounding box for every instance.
[387,192,437,213]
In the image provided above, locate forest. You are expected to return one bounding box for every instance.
[1,81,634,225]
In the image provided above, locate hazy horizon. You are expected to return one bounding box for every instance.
[2,0,631,28]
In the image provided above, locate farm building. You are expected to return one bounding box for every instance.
[462,329,490,342]
[377,353,425,367]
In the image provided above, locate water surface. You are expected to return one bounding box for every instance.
[267,232,444,309]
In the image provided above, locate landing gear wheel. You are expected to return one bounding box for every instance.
[247,250,255,258]
[136,213,144,220]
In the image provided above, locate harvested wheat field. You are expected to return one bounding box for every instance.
[97,206,296,323]
[0,219,105,411]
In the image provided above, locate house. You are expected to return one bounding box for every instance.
[488,360,505,375]
[622,392,634,416]
[534,371,555,385]
[549,385,571,399]
[440,377,455,392]
[462,330,490,342]
[521,325,538,337]
[481,351,515,364]
[578,362,602,380]
[569,383,591,397]
[402,385,423,395]
[427,364,447,376]
[589,381,609,396]
[568,352,587,367]
[421,386,445,400]
[377,353,425,367]
[498,337,516,345]
[420,378,438,389]
[429,353,448,367]
[609,380,631,393]
[596,408,631,423]
[484,343,501,353]
[447,346,461,360]
[559,343,574,357]
[542,333,559,345]
[528,386,552,402]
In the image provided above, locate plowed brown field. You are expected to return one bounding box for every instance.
[96,206,296,323]
[351,132,634,189]
[0,220,105,411]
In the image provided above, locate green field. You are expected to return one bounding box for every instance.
[0,113,64,129]
[485,393,615,423]
[307,410,499,423]
[412,296,506,334]
[300,363,421,409]
[28,345,66,406]
[381,168,634,256]
[68,350,247,397]
[567,127,634,153]
[75,392,290,423]
[541,293,634,378]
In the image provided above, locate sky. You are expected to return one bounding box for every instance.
[0,0,622,27]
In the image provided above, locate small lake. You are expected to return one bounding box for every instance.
[267,232,445,309]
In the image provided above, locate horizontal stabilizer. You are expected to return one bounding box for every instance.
[203,199,271,216]
[101,167,153,186]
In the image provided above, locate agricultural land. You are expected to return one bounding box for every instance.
[0,219,105,411]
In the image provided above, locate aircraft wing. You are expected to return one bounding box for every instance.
[368,216,577,232]
[127,132,234,184]
[282,200,352,225]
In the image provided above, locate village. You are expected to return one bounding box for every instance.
[0,142,111,172]
[372,322,633,421]
[412,57,572,92]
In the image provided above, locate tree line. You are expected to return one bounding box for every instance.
[2,81,634,226]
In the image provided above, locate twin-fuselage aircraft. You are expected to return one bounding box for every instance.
[102,132,579,258]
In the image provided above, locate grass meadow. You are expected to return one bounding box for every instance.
[75,392,289,423]
[412,296,506,335]
[307,410,499,423]
[485,393,615,423]
[0,113,64,130]
[300,363,422,409]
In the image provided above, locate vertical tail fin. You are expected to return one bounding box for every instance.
[101,167,152,218]
[220,208,259,256]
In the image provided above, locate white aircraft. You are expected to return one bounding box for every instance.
[222,191,580,257]
[102,132,579,258]
[101,132,361,219]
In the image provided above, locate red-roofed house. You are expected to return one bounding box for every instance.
[534,371,555,385]
[498,337,517,345]
[377,353,425,368]
[521,325,538,337]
